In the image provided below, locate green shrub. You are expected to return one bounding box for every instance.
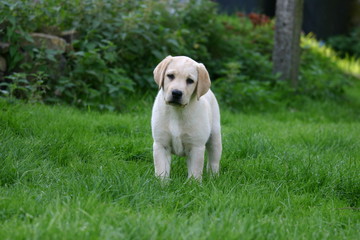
[213,61,287,111]
[0,72,48,102]
[53,41,134,110]
[1,0,221,109]
[300,34,353,100]
[0,0,358,111]
[204,14,285,111]
[327,27,360,58]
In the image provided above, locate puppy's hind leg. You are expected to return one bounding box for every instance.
[206,132,222,175]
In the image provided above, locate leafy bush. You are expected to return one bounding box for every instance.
[1,0,221,110]
[0,0,358,111]
[300,34,354,100]
[206,13,285,111]
[213,61,288,111]
[0,72,48,102]
[54,41,134,110]
[327,27,360,58]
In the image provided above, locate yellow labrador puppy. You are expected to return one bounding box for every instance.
[151,56,222,180]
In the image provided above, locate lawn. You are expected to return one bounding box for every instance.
[0,95,359,239]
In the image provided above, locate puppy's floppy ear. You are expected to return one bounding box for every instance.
[196,63,211,100]
[153,55,172,89]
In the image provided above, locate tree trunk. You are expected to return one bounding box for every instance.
[273,0,304,88]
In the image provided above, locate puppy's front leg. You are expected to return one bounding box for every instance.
[187,146,206,180]
[153,142,171,180]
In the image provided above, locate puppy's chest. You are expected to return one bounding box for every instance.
[168,120,192,156]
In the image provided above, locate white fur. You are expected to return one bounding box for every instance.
[151,56,222,180]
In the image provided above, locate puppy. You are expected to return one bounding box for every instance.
[151,56,222,180]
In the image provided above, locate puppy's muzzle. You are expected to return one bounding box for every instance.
[172,90,183,100]
[168,89,184,106]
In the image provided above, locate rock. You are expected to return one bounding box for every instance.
[0,42,10,53]
[0,56,6,72]
[17,33,70,77]
[28,33,68,52]
[61,29,77,43]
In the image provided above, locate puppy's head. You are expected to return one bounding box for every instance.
[153,55,211,107]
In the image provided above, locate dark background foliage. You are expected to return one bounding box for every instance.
[0,0,357,111]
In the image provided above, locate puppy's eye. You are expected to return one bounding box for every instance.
[167,74,175,80]
[186,78,194,84]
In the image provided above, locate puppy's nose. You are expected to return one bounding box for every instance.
[172,90,183,99]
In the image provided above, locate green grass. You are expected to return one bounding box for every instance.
[1,96,360,239]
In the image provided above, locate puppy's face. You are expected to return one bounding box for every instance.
[153,56,211,107]
[163,58,198,107]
